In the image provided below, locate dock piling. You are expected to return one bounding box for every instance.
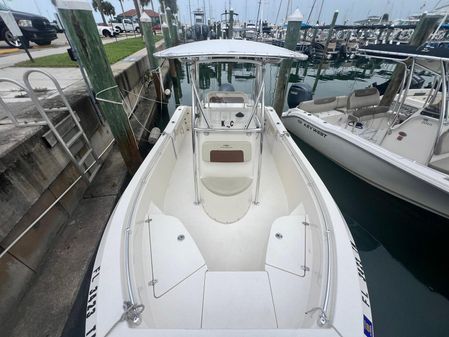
[166,7,178,46]
[273,9,303,115]
[140,12,164,103]
[162,22,172,48]
[56,0,142,175]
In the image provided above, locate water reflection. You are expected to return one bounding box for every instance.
[294,135,449,337]
[166,58,399,113]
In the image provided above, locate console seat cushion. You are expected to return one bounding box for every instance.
[299,96,337,113]
[352,105,390,118]
[201,176,252,197]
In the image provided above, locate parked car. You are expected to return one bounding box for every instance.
[97,24,119,38]
[110,18,139,33]
[0,7,57,48]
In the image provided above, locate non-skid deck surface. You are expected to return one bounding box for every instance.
[163,135,289,271]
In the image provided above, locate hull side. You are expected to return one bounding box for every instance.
[283,112,449,219]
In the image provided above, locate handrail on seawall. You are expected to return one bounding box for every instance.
[278,130,334,327]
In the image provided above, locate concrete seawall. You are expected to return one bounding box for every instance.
[0,40,165,325]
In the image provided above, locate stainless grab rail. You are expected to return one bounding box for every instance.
[281,132,333,326]
[123,134,171,308]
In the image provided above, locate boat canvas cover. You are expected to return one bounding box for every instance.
[359,44,449,62]
[154,40,308,62]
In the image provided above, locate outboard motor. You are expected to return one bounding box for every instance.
[287,83,313,108]
[219,83,235,91]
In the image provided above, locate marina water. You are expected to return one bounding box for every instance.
[164,58,449,336]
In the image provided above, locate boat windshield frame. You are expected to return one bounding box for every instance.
[190,58,266,130]
[360,52,449,123]
[359,49,449,164]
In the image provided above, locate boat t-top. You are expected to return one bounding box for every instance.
[283,43,449,219]
[84,40,373,337]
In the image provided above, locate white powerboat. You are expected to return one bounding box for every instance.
[84,40,373,337]
[283,44,449,219]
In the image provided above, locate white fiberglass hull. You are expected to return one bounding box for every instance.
[282,109,449,219]
[85,106,373,337]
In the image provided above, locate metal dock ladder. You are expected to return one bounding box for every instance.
[22,70,101,182]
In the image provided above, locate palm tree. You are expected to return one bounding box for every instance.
[158,0,178,13]
[102,1,116,19]
[92,0,116,23]
[92,0,107,24]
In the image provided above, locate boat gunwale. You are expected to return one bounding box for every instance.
[121,105,338,328]
[284,109,449,192]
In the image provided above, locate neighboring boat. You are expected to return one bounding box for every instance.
[282,44,449,219]
[85,40,373,337]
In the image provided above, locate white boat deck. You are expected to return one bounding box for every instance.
[163,134,289,271]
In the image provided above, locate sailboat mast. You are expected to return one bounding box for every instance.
[255,0,261,31]
[188,0,192,26]
[317,0,324,24]
[245,0,248,21]
[285,0,291,22]
[275,0,283,25]
[260,0,263,39]
[306,0,317,24]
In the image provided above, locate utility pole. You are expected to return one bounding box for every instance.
[379,14,442,106]
[273,9,303,115]
[56,0,142,174]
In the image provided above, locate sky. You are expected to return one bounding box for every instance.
[3,0,448,25]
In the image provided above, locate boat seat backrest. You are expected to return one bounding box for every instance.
[314,96,336,105]
[209,96,245,103]
[434,129,449,155]
[347,88,380,110]
[299,96,337,113]
[299,96,348,113]
[206,91,249,104]
[202,141,252,163]
[336,96,348,108]
[199,140,254,222]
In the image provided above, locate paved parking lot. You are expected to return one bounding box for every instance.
[0,33,69,55]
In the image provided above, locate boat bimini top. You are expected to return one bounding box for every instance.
[358,43,449,79]
[154,39,308,63]
[358,43,449,63]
